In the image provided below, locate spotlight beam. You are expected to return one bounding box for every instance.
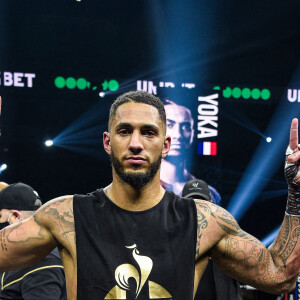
[227,66,300,221]
[222,109,267,139]
[262,225,280,247]
[227,117,291,221]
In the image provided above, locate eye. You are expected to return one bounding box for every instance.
[181,124,192,131]
[167,124,174,129]
[143,130,156,137]
[118,128,131,135]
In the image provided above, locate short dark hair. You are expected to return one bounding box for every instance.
[108,91,166,131]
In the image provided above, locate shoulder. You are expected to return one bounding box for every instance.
[194,199,239,232]
[33,196,75,238]
[38,195,73,210]
[35,195,73,221]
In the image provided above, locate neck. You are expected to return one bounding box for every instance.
[160,157,188,183]
[104,170,165,211]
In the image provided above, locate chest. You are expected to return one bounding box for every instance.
[74,196,197,299]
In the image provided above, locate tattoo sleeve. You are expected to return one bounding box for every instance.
[195,200,300,293]
[269,215,300,267]
[0,196,76,273]
[34,196,76,254]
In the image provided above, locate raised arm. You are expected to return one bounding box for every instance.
[0,195,74,272]
[204,204,299,293]
[195,118,300,294]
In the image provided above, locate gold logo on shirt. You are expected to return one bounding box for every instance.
[105,244,173,299]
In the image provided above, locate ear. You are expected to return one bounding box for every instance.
[10,210,22,224]
[103,132,111,155]
[162,135,171,158]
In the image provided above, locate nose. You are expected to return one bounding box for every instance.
[128,130,144,153]
[171,124,182,140]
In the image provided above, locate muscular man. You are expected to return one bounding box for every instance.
[0,182,67,300]
[0,91,299,300]
[160,100,220,204]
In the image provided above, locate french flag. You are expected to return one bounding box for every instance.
[198,142,217,155]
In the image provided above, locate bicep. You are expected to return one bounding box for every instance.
[0,216,57,271]
[211,225,283,291]
[195,202,283,291]
[213,229,268,272]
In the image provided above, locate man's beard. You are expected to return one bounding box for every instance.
[110,150,162,188]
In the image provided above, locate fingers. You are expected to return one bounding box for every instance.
[290,118,299,152]
[287,151,300,164]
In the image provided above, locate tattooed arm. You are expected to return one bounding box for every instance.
[0,196,75,273]
[194,200,300,294]
[194,118,300,294]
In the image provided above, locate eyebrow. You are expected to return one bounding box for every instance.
[167,119,191,125]
[142,124,159,132]
[115,123,159,131]
[115,122,132,130]
[166,119,176,124]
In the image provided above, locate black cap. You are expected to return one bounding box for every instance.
[0,182,42,211]
[182,179,211,201]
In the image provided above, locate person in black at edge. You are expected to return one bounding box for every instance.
[0,182,67,300]
[182,179,242,300]
[0,91,299,299]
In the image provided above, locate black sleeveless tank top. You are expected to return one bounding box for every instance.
[74,189,197,300]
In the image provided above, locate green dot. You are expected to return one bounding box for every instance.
[261,89,271,100]
[66,77,76,89]
[251,88,260,99]
[241,88,251,99]
[77,78,87,90]
[108,80,119,92]
[223,87,231,98]
[54,77,65,88]
[232,87,242,98]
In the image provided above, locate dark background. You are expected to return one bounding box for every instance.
[0,0,300,242]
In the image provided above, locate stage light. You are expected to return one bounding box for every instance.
[227,115,294,221]
[50,101,108,158]
[99,92,105,98]
[45,140,54,147]
[0,164,7,171]
[266,137,272,143]
[227,66,300,221]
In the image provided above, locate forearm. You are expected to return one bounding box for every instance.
[268,214,300,290]
[265,141,300,290]
[210,214,299,294]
